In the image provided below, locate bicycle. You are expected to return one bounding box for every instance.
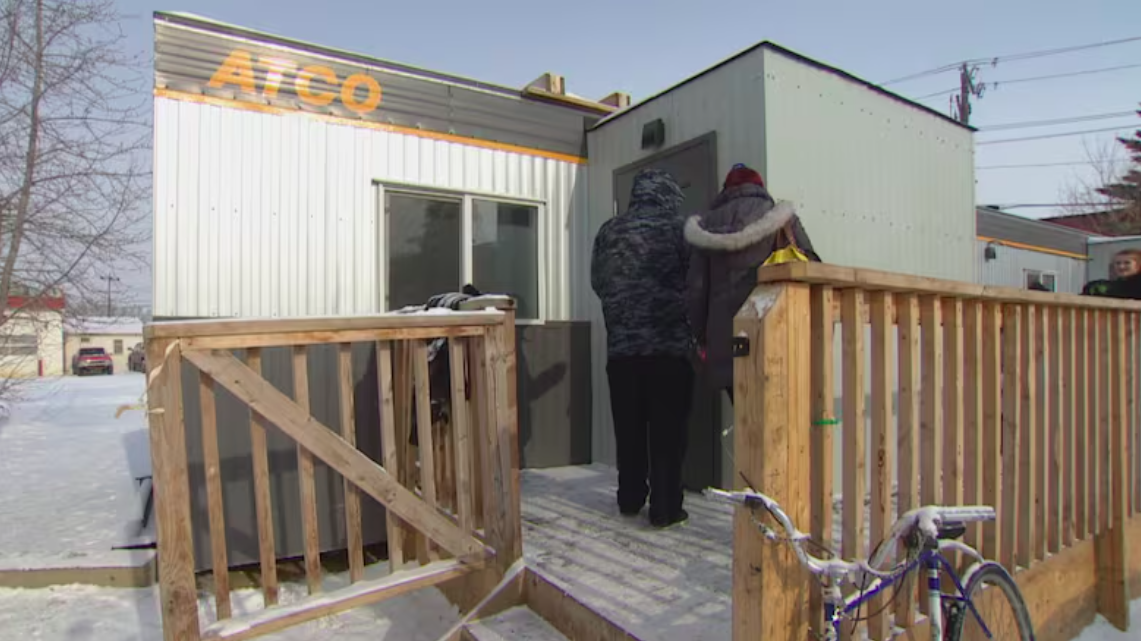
[704,486,1035,640]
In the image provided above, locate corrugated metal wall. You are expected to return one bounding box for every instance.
[153,97,585,320]
[761,48,976,283]
[976,240,1087,293]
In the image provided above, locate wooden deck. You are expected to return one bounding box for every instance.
[521,465,733,641]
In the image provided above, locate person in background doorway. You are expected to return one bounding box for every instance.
[1083,249,1141,298]
[590,167,694,529]
[684,164,820,404]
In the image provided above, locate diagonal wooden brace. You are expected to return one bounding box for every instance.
[183,349,489,563]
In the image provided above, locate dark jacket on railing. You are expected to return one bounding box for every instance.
[684,183,819,392]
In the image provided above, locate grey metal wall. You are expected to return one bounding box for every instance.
[176,322,590,570]
[976,240,1087,294]
[583,44,976,467]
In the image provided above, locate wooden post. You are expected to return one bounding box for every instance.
[145,338,201,641]
[1095,311,1131,631]
[732,282,811,641]
[809,285,834,634]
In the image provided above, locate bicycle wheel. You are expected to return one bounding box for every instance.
[949,561,1034,641]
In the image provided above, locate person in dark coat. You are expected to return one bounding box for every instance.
[684,164,820,402]
[590,167,694,529]
[1084,249,1141,299]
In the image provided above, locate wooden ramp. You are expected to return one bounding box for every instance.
[519,465,734,641]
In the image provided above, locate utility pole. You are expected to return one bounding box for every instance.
[952,63,986,125]
[100,274,120,316]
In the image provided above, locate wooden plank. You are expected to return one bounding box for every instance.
[145,339,200,641]
[449,339,475,533]
[1046,307,1061,554]
[522,568,640,641]
[809,285,835,634]
[470,335,500,550]
[1061,309,1076,548]
[920,296,943,506]
[412,341,440,563]
[895,293,921,628]
[199,372,232,620]
[377,341,404,571]
[486,316,524,571]
[942,298,965,517]
[464,340,485,533]
[962,300,985,548]
[1018,306,1038,568]
[1001,305,1022,573]
[1075,309,1090,541]
[181,326,486,351]
[338,344,364,581]
[148,310,504,339]
[756,261,1141,311]
[392,342,421,563]
[733,282,812,640]
[1135,314,1141,516]
[245,348,279,606]
[1094,311,1131,631]
[1128,313,1138,518]
[201,560,474,641]
[841,288,866,575]
[981,302,1003,563]
[1097,311,1109,536]
[1035,306,1050,561]
[434,559,527,641]
[183,349,489,562]
[291,346,321,595]
[868,291,893,641]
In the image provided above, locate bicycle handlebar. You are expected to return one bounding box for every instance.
[703,487,996,581]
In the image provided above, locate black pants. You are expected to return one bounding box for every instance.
[606,355,694,520]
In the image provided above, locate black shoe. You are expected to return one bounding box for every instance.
[650,509,689,529]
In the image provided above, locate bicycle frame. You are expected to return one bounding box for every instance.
[823,547,991,640]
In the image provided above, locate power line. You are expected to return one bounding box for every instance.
[977,160,1097,170]
[881,35,1141,85]
[979,110,1139,131]
[913,63,1141,101]
[977,125,1136,145]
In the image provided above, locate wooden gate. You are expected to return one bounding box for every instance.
[145,299,521,641]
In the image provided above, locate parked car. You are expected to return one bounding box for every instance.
[72,347,113,376]
[127,343,146,373]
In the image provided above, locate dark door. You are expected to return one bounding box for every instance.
[611,133,724,492]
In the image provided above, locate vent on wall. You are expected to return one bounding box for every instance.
[641,119,665,150]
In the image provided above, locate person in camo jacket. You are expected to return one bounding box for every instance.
[590,167,694,529]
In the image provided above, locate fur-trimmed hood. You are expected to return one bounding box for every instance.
[684,200,796,253]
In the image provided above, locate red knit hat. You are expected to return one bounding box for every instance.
[723,163,765,189]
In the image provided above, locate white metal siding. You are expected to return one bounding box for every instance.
[976,241,1087,293]
[761,49,976,282]
[153,97,584,320]
[581,49,768,466]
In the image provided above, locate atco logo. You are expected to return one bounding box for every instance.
[207,50,382,115]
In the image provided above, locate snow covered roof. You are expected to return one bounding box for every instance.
[65,316,144,336]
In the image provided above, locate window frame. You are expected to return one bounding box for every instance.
[376,181,547,323]
[0,333,38,357]
[1023,268,1058,292]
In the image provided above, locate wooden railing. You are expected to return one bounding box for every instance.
[732,263,1140,641]
[145,297,521,641]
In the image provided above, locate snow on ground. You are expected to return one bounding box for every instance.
[0,566,459,640]
[0,375,149,567]
[1073,598,1141,640]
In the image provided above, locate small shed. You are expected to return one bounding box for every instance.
[0,290,65,378]
[64,317,144,374]
[976,206,1090,293]
[584,41,976,488]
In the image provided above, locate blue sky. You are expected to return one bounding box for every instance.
[114,0,1141,301]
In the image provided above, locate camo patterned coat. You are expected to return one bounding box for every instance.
[590,168,693,359]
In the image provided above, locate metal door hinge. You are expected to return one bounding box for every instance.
[732,336,750,358]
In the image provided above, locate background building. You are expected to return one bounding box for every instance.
[976,206,1090,293]
[64,317,144,375]
[0,289,65,379]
